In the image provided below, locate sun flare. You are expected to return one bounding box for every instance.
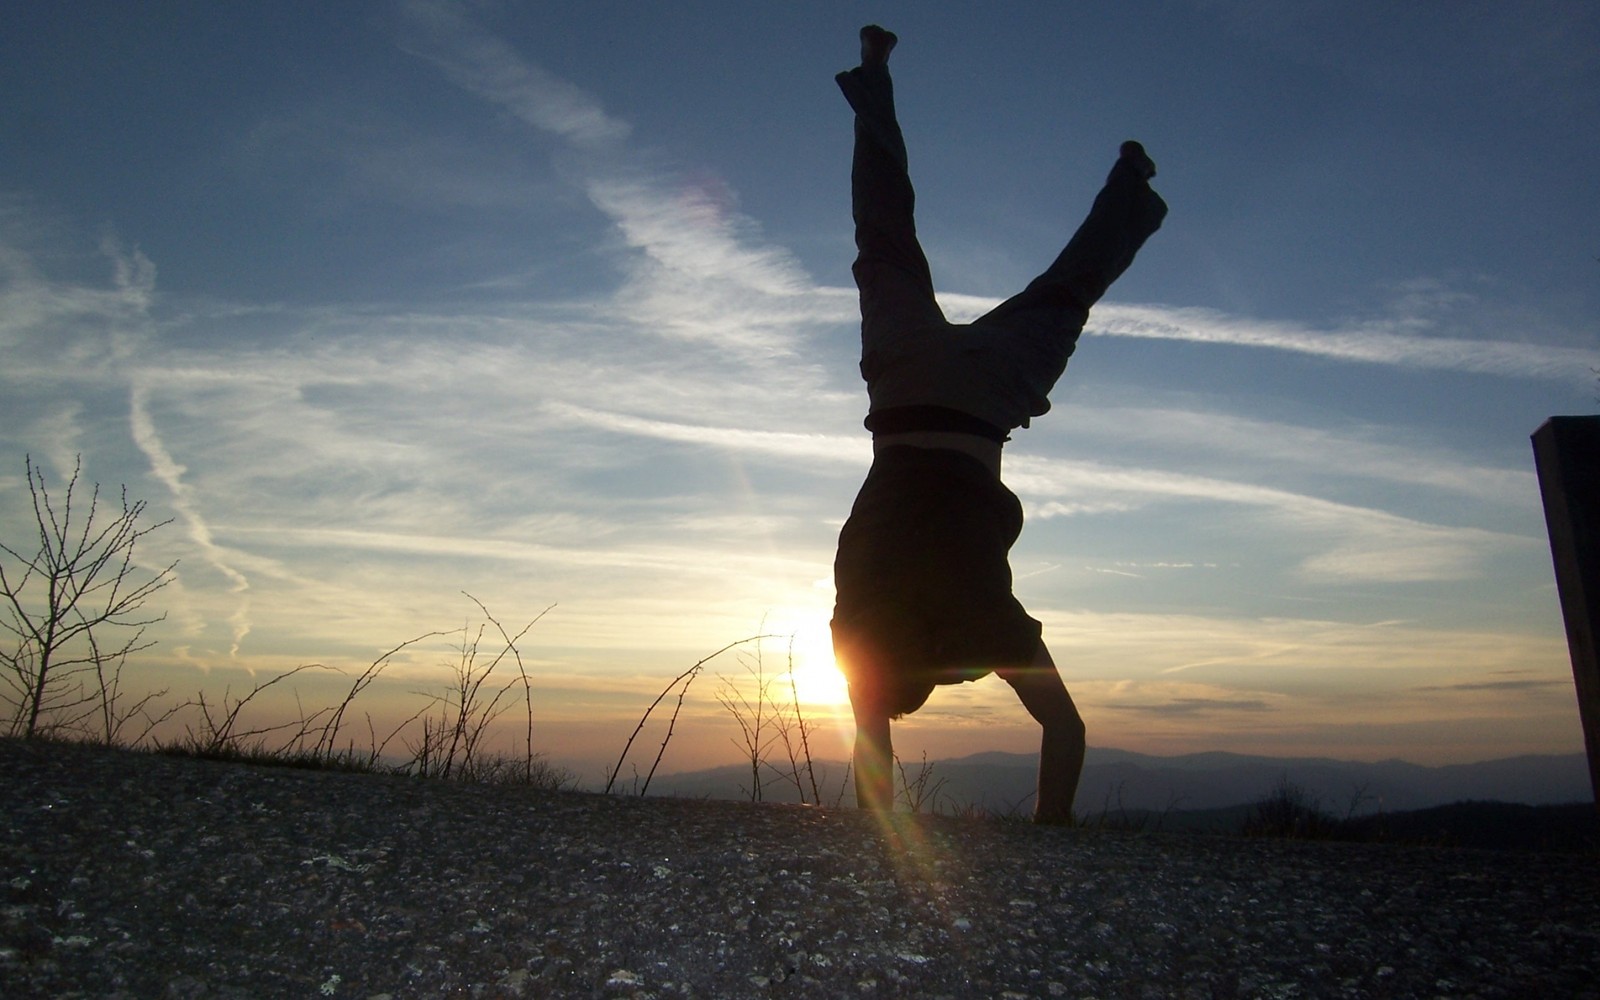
[771,616,850,708]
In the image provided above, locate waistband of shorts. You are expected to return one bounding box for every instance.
[866,404,1009,442]
[867,442,1006,486]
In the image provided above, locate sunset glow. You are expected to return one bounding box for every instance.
[781,620,851,709]
[2,3,1595,778]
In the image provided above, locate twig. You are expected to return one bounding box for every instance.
[604,635,773,795]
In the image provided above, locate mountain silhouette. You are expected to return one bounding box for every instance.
[644,747,1593,816]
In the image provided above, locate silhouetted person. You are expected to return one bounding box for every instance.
[830,26,1167,823]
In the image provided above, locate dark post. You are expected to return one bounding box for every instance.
[1532,416,1600,806]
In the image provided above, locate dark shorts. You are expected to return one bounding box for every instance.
[831,446,1042,718]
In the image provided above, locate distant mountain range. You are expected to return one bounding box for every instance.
[644,747,1595,818]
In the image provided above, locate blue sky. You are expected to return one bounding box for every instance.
[3,1,1597,781]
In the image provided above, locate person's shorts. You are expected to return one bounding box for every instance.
[830,445,1042,718]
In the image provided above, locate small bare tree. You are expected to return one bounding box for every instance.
[1,456,175,741]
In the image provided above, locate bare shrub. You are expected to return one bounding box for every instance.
[718,646,782,803]
[1242,775,1344,839]
[1,456,175,741]
[156,596,556,785]
[717,638,825,804]
[438,750,573,790]
[605,635,771,797]
[896,751,947,813]
[780,637,823,806]
[396,599,552,782]
[174,662,336,757]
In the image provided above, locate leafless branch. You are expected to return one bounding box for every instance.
[2,456,174,739]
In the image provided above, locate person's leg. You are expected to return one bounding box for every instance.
[837,27,946,350]
[1000,642,1086,823]
[836,29,932,819]
[973,142,1168,341]
[850,689,896,812]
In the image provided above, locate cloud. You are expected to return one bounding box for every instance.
[985,614,1576,760]
[1051,404,1535,507]
[1413,678,1570,694]
[129,375,254,658]
[586,176,808,299]
[241,100,562,213]
[1293,520,1514,584]
[942,288,1598,392]
[543,402,868,465]
[1100,696,1274,716]
[397,1,630,149]
[1027,610,1568,694]
[0,225,152,378]
[1011,453,1533,583]
[586,176,847,354]
[397,1,851,360]
[935,286,1600,384]
[1089,303,1599,383]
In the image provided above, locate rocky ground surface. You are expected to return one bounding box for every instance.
[3,737,1599,999]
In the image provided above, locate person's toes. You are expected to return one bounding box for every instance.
[859,24,898,66]
[1118,140,1157,180]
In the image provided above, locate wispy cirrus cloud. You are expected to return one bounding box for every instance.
[1414,677,1570,694]
[542,402,867,465]
[1100,695,1275,716]
[396,0,630,149]
[586,175,849,354]
[1010,453,1532,583]
[1049,404,1536,507]
[939,288,1598,383]
[397,0,841,359]
[128,381,253,656]
[0,225,153,378]
[536,397,1524,586]
[1090,302,1598,382]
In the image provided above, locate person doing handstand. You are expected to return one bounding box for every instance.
[830,26,1167,823]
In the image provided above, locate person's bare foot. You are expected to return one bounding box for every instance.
[860,24,897,67]
[1119,140,1157,180]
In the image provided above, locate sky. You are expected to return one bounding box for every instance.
[3,1,1598,786]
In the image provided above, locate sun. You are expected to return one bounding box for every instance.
[771,616,850,708]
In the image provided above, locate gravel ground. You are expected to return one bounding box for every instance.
[3,738,1599,999]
